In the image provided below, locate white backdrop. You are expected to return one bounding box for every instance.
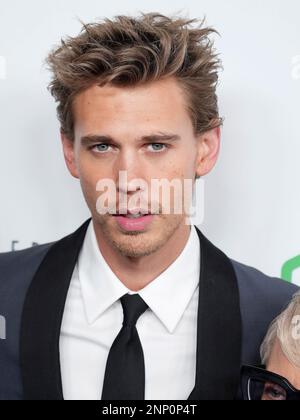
[0,0,299,285]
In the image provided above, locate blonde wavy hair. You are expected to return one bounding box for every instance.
[46,11,223,141]
[261,291,300,368]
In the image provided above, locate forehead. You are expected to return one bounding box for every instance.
[72,77,193,135]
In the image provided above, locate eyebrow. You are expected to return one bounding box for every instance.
[80,132,181,147]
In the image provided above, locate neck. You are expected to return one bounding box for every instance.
[93,220,192,292]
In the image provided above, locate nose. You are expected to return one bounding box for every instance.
[114,149,147,195]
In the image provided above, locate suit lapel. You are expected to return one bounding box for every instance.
[20,220,242,400]
[187,227,242,400]
[20,218,91,400]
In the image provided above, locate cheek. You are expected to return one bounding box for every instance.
[77,153,103,184]
[79,169,98,194]
[77,162,102,202]
[159,154,188,179]
[167,148,197,179]
[79,176,97,208]
[295,376,300,390]
[165,165,192,181]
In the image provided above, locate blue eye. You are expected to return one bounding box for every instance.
[148,143,167,152]
[90,143,168,154]
[93,144,111,153]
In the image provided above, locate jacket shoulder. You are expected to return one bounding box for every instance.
[0,243,55,321]
[0,243,54,288]
[0,242,54,317]
[230,258,299,365]
[231,258,298,304]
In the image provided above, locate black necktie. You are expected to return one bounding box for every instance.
[101,293,149,400]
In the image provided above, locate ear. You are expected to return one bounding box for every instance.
[61,130,79,179]
[195,126,221,177]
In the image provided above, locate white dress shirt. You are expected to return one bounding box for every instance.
[60,220,200,400]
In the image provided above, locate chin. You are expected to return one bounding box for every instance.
[109,228,167,258]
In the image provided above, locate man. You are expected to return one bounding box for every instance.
[0,12,298,400]
[241,292,300,400]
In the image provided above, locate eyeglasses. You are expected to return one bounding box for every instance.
[241,365,300,401]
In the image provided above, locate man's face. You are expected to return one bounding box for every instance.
[62,76,219,258]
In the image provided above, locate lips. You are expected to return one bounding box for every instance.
[115,214,154,231]
[113,213,149,218]
[120,214,147,219]
[112,208,152,217]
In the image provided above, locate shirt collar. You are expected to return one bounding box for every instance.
[78,220,200,333]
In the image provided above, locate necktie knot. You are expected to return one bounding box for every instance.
[120,293,148,327]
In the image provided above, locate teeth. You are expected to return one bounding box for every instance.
[113,212,150,218]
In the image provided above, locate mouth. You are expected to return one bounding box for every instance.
[111,208,158,218]
[111,210,156,231]
[112,213,151,219]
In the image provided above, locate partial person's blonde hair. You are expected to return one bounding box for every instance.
[261,291,300,368]
[46,11,223,141]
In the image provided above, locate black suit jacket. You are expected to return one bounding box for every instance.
[0,218,298,400]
